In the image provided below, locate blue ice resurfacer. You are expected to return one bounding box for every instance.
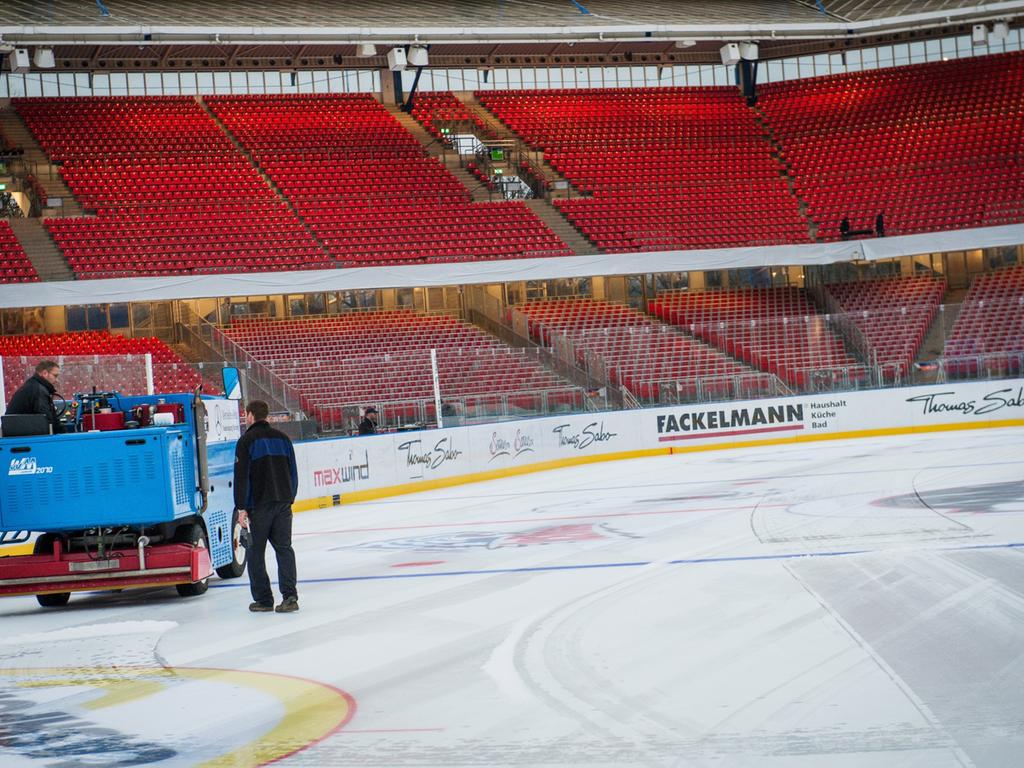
[0,383,247,607]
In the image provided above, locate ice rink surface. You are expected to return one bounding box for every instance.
[2,427,1023,767]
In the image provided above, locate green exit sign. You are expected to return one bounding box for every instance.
[0,183,7,191]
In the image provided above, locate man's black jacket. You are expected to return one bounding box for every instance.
[6,373,64,433]
[234,420,298,510]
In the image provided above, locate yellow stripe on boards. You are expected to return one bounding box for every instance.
[292,419,1024,511]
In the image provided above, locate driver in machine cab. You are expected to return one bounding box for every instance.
[6,360,65,434]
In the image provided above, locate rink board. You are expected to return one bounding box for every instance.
[292,379,1024,509]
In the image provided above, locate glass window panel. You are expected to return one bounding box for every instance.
[713,65,729,86]
[764,60,782,83]
[159,72,178,95]
[92,73,110,96]
[798,56,814,78]
[56,72,74,96]
[512,68,525,88]
[493,68,508,87]
[327,70,342,92]
[246,71,263,93]
[108,72,127,95]
[196,71,214,93]
[109,304,130,328]
[828,53,844,74]
[1007,28,1022,52]
[644,65,658,84]
[783,59,799,79]
[263,70,281,93]
[877,46,893,68]
[575,68,588,87]
[925,39,941,60]
[813,53,829,76]
[75,72,91,95]
[941,37,957,56]
[0,76,7,98]
[894,43,911,64]
[861,48,877,69]
[179,71,197,94]
[563,68,576,87]
[548,68,561,87]
[210,71,228,94]
[535,67,549,88]
[296,70,313,92]
[40,73,59,96]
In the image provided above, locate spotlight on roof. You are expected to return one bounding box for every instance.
[356,43,377,57]
[33,47,55,68]
[993,20,1010,40]
[719,43,741,66]
[674,39,697,48]
[407,45,429,68]
[972,23,989,45]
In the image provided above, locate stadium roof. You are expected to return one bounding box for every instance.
[1,0,1022,70]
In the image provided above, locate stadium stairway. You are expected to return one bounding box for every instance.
[749,104,819,241]
[385,106,494,202]
[4,218,74,281]
[392,97,598,256]
[195,96,336,267]
[453,92,587,201]
[523,199,598,256]
[0,106,84,217]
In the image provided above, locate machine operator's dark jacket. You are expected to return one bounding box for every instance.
[234,420,298,511]
[6,373,65,433]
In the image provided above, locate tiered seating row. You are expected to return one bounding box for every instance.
[650,287,866,388]
[944,265,1024,374]
[14,96,327,278]
[205,94,573,266]
[478,87,810,252]
[1,330,202,396]
[514,298,758,400]
[0,221,40,283]
[216,311,578,418]
[758,51,1024,238]
[824,275,946,376]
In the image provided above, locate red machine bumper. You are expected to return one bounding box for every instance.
[0,542,213,597]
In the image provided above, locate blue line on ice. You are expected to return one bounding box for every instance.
[209,541,1024,588]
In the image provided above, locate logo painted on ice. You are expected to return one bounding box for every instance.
[8,457,53,476]
[342,522,640,552]
[488,429,536,462]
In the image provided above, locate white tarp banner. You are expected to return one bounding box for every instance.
[4,223,1022,310]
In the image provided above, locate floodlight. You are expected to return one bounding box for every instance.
[407,46,429,67]
[33,47,55,68]
[386,47,406,71]
[719,43,741,66]
[972,24,988,45]
[993,21,1010,40]
[357,43,377,57]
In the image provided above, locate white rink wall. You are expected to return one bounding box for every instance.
[292,379,1024,508]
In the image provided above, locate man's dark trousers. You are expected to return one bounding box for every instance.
[247,501,298,605]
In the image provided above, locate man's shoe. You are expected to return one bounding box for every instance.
[275,597,299,613]
[249,601,274,612]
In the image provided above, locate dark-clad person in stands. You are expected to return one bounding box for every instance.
[358,406,378,435]
[6,360,65,434]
